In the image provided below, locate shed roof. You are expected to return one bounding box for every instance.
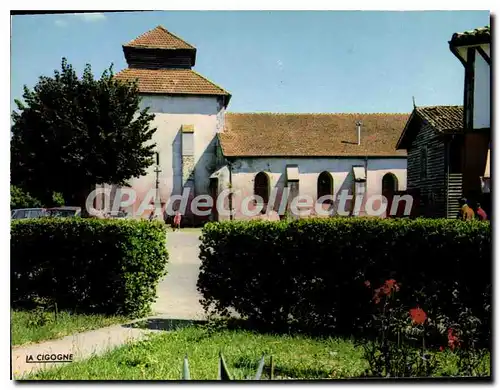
[450,25,491,46]
[396,105,463,150]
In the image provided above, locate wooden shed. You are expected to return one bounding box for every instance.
[396,105,464,218]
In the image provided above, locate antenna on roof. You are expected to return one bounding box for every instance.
[412,96,417,109]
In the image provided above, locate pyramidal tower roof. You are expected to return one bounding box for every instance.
[122,25,197,69]
[124,25,196,50]
[116,25,231,107]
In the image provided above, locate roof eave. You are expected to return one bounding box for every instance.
[123,44,196,51]
[220,154,407,158]
[137,91,231,98]
[449,35,491,48]
[448,41,467,67]
[222,94,232,108]
[395,110,417,150]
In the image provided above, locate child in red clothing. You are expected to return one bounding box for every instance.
[476,203,488,221]
[173,211,182,231]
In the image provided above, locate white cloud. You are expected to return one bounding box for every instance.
[54,19,69,27]
[76,13,107,22]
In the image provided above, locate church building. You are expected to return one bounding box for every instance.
[106,26,409,223]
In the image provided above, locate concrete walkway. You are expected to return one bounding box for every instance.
[12,321,154,378]
[152,229,206,319]
[12,229,206,379]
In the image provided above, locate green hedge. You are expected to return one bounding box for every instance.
[198,218,491,340]
[11,218,168,318]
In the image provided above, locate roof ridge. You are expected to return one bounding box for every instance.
[156,25,196,49]
[190,69,231,95]
[226,112,410,116]
[416,104,463,109]
[454,25,490,35]
[123,25,195,49]
[123,26,156,46]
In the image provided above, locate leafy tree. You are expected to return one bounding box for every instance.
[10,185,65,209]
[51,192,65,207]
[10,185,41,209]
[11,58,156,216]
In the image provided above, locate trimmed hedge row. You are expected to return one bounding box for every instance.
[198,218,491,339]
[11,218,168,317]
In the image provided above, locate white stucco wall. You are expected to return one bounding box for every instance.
[120,94,224,217]
[473,50,490,129]
[218,157,407,220]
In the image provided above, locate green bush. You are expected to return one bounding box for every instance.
[11,185,42,209]
[10,185,65,209]
[11,218,168,318]
[198,218,491,342]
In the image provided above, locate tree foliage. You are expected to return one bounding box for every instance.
[10,185,65,209]
[11,58,157,210]
[10,185,42,209]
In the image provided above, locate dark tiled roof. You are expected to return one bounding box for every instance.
[396,105,463,150]
[450,25,491,46]
[124,25,195,50]
[114,68,230,97]
[415,105,464,132]
[219,113,409,157]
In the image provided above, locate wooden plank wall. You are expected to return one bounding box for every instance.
[125,48,195,69]
[446,172,463,218]
[406,120,447,218]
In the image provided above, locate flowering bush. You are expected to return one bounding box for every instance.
[198,218,491,338]
[361,279,438,377]
[409,307,427,325]
[361,278,490,378]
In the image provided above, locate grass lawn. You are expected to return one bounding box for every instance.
[11,310,128,347]
[25,324,490,380]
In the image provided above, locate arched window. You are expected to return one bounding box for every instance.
[382,173,398,217]
[254,172,270,204]
[382,173,398,195]
[317,171,334,203]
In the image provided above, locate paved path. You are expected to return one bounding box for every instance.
[12,229,205,379]
[152,229,206,320]
[12,322,154,378]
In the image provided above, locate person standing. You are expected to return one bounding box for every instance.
[173,211,182,231]
[457,198,475,221]
[476,202,488,221]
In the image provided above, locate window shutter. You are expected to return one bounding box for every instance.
[182,133,194,156]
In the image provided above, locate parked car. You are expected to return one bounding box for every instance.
[45,206,81,218]
[11,208,47,219]
[107,210,128,219]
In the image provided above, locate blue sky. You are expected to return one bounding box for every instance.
[11,11,490,114]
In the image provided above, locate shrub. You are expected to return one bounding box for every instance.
[10,185,65,209]
[362,279,490,377]
[11,218,168,318]
[198,218,491,342]
[11,185,42,209]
